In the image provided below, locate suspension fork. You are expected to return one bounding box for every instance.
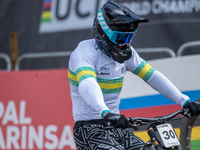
[147,127,163,150]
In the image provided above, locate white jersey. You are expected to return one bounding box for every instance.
[68,39,189,122]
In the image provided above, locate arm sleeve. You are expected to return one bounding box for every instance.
[127,47,190,107]
[79,78,109,115]
[146,70,190,107]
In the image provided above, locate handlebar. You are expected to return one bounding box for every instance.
[128,108,190,130]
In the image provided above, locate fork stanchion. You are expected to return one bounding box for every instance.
[147,127,163,150]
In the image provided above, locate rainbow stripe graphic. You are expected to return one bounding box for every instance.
[41,0,52,22]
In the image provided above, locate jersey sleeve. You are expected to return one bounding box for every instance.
[126,47,189,107]
[146,70,190,107]
[68,41,97,82]
[126,47,155,82]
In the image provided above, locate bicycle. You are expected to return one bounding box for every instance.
[128,98,200,150]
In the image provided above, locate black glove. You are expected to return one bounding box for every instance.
[183,102,200,117]
[104,113,129,128]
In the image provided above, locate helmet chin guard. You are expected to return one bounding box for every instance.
[92,1,149,63]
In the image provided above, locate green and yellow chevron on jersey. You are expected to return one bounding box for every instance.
[68,67,97,86]
[76,67,97,83]
[68,67,123,94]
[132,60,155,82]
[97,77,124,94]
[68,68,79,87]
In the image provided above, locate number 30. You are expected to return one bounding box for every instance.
[163,130,175,140]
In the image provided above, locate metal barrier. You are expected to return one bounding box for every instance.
[15,47,175,71]
[15,51,72,71]
[0,53,12,71]
[136,47,176,58]
[177,40,200,57]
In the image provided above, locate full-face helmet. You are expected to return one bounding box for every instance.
[92,1,149,63]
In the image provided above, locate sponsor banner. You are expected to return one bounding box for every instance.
[0,69,76,150]
[39,0,200,33]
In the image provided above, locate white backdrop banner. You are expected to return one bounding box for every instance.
[39,0,200,33]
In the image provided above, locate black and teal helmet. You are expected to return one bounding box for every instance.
[92,1,149,63]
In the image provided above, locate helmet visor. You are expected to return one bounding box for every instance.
[111,31,136,45]
[97,8,136,46]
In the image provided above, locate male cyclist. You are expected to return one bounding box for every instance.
[68,1,200,150]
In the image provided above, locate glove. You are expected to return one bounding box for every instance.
[183,101,200,117]
[104,112,129,128]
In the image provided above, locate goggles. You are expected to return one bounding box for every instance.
[97,8,136,45]
[110,30,136,45]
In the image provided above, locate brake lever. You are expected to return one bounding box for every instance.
[129,119,147,130]
[129,122,140,130]
[183,108,191,119]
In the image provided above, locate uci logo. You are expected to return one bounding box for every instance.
[40,0,107,33]
[55,0,102,20]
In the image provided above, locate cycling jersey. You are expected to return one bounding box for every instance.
[68,39,189,122]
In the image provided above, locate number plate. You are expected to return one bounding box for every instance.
[156,123,180,148]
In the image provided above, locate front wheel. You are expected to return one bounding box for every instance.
[180,98,200,150]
